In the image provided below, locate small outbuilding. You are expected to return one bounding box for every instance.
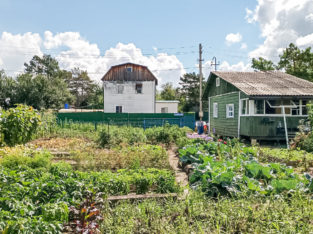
[155,100,179,113]
[203,71,313,143]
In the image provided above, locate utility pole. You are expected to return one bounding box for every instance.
[199,43,204,121]
[211,56,220,71]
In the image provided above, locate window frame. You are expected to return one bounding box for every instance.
[213,102,218,118]
[226,104,234,118]
[135,83,143,94]
[116,106,123,113]
[126,67,132,72]
[216,78,220,87]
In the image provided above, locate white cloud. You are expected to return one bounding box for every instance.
[225,33,242,46]
[0,32,42,76]
[0,31,185,87]
[296,33,313,47]
[246,0,313,61]
[219,61,252,72]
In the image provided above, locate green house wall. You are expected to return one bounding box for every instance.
[209,92,239,137]
[240,116,305,139]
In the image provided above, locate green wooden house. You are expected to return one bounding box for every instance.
[203,71,313,142]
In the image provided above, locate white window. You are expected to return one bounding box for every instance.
[213,103,218,118]
[117,85,124,94]
[216,78,220,87]
[226,104,234,118]
[126,67,132,72]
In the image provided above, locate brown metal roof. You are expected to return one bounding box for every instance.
[101,62,158,85]
[212,71,313,97]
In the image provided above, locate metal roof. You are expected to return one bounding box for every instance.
[211,71,313,97]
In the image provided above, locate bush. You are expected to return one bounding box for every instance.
[0,146,52,170]
[0,104,41,146]
[145,124,190,145]
[98,126,147,147]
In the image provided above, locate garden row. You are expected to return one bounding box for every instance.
[179,139,313,197]
[0,148,178,233]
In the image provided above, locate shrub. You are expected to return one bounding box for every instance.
[145,124,190,145]
[0,146,52,170]
[0,104,41,146]
[98,126,147,147]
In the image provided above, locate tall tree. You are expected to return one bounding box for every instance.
[178,72,205,112]
[278,43,313,81]
[15,73,73,110]
[66,68,96,107]
[158,82,178,100]
[252,57,276,71]
[24,54,61,77]
[0,70,17,108]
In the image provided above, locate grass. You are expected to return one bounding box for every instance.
[101,191,313,233]
[3,118,313,233]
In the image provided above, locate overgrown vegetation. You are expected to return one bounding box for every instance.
[98,124,191,148]
[0,104,41,146]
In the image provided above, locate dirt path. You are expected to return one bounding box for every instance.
[168,146,189,187]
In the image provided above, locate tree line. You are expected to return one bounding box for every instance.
[0,55,103,110]
[1,43,312,112]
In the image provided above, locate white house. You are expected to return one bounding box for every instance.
[101,63,179,113]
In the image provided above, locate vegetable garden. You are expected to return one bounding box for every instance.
[0,105,313,233]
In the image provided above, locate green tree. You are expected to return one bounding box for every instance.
[24,54,61,77]
[85,83,103,109]
[66,68,96,107]
[278,43,313,81]
[0,70,17,108]
[158,82,178,100]
[16,73,73,110]
[251,57,276,71]
[178,72,205,112]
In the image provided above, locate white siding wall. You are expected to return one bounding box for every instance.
[103,81,155,113]
[155,101,179,113]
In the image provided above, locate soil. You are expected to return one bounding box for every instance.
[168,146,189,187]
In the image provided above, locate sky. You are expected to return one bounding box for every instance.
[0,0,313,86]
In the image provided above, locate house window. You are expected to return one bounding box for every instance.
[254,100,264,114]
[126,67,132,72]
[161,107,168,113]
[240,99,249,115]
[226,104,234,118]
[213,103,218,118]
[135,83,142,94]
[302,100,308,115]
[116,106,122,113]
[117,85,124,94]
[292,100,300,115]
[216,78,220,87]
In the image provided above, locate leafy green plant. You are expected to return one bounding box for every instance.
[0,104,41,146]
[180,141,310,197]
